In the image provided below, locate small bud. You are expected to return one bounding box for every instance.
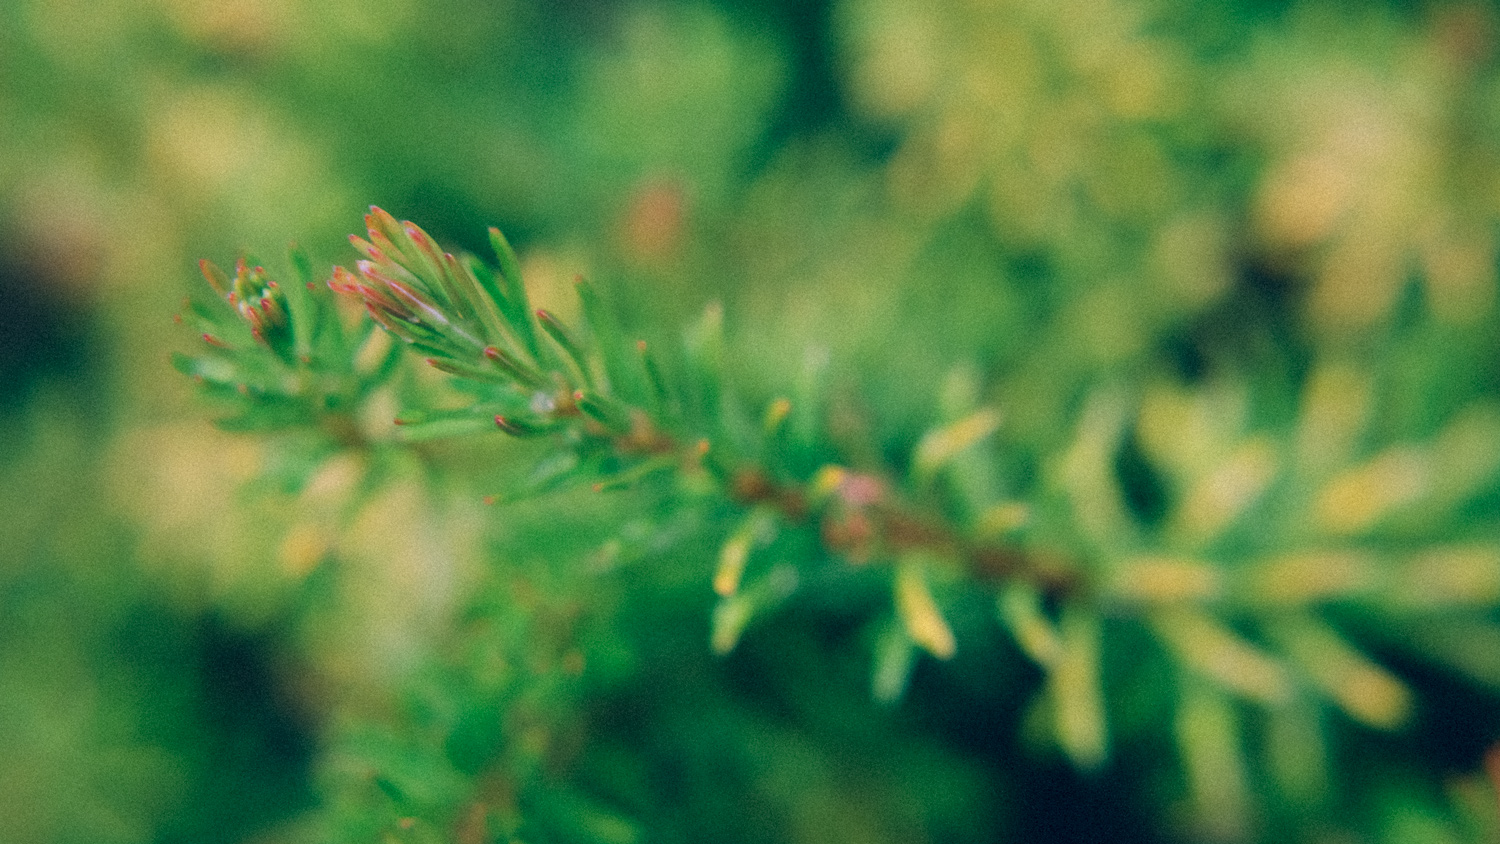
[402,221,448,278]
[366,206,406,249]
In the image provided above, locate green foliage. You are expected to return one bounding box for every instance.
[177,250,387,434]
[177,186,1500,840]
[6,0,1500,842]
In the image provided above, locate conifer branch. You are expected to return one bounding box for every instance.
[180,208,1500,839]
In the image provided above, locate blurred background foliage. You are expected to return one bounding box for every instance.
[3,0,1500,842]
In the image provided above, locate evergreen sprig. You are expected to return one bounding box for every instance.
[182,208,1500,843]
[177,247,395,439]
[321,210,1079,659]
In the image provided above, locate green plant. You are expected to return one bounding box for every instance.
[182,202,1500,843]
